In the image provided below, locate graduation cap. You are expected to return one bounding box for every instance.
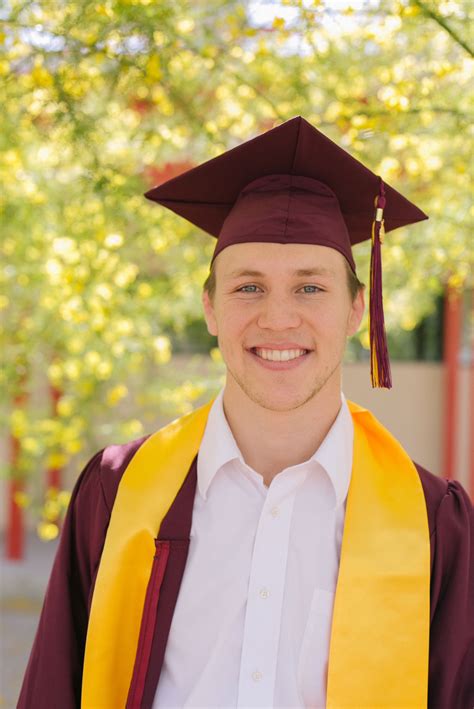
[144,116,428,388]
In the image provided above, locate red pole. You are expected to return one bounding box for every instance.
[6,480,24,560]
[442,284,462,481]
[47,384,62,490]
[6,405,26,561]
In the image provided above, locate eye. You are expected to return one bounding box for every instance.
[236,284,261,293]
[299,285,323,293]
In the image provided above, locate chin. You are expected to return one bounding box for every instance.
[226,361,340,412]
[243,382,326,412]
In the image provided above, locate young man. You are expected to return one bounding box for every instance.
[19,117,473,708]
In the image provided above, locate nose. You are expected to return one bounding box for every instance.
[256,293,302,330]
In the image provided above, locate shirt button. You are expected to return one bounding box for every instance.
[252,670,263,681]
[270,506,280,517]
[259,587,270,599]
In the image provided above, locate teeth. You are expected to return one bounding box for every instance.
[254,348,307,362]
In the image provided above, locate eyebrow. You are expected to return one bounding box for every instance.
[227,267,335,279]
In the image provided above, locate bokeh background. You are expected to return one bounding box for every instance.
[1,0,473,705]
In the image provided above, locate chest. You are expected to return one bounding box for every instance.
[153,462,345,707]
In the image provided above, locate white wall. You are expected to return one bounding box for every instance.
[343,362,471,489]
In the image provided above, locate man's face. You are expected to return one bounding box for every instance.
[202,242,365,412]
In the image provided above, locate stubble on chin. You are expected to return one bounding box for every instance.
[224,359,340,413]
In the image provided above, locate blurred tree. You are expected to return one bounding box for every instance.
[1,0,472,534]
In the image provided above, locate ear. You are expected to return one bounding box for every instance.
[347,286,365,337]
[202,290,218,336]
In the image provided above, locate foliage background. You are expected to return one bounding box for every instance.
[1,0,472,533]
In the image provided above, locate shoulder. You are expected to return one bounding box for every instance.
[69,434,150,523]
[97,434,150,510]
[414,463,450,537]
[415,463,474,590]
[414,462,473,541]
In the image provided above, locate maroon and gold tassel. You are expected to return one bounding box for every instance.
[369,178,392,388]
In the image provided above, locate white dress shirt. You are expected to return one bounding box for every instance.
[153,388,353,708]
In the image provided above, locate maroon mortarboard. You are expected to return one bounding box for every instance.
[144,116,428,388]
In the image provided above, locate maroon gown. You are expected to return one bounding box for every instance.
[18,435,474,709]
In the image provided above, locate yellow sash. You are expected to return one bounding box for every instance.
[82,399,430,708]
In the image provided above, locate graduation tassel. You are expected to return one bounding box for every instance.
[369,178,392,389]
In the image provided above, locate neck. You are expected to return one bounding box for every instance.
[222,378,342,487]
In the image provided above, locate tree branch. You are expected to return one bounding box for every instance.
[411,0,473,57]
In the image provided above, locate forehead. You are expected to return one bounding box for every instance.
[214,241,348,278]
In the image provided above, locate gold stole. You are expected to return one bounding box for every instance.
[82,399,430,708]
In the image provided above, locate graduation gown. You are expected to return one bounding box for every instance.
[18,434,474,709]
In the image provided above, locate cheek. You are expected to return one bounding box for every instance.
[309,303,350,342]
[215,307,249,342]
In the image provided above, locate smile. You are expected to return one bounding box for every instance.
[252,347,309,362]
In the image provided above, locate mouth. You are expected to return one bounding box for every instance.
[247,346,312,369]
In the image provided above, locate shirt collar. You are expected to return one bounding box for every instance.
[197,387,243,501]
[311,391,353,509]
[197,388,353,508]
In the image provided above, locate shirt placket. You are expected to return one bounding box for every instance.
[236,476,300,707]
